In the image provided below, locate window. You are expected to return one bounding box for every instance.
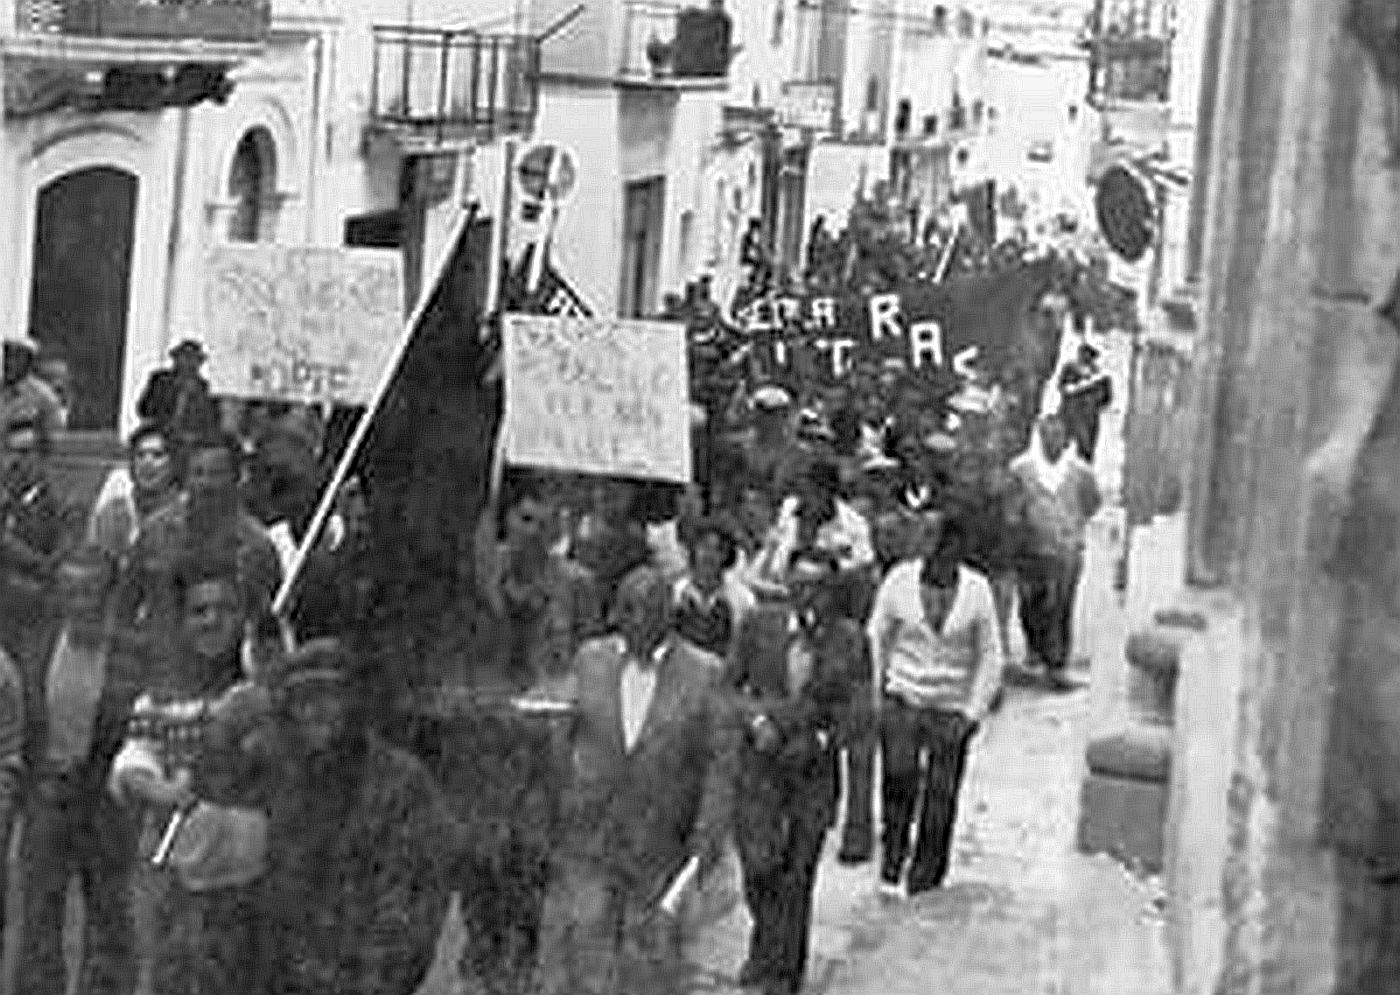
[771,0,785,46]
[865,75,881,112]
[894,99,911,136]
[228,127,277,243]
[932,5,948,33]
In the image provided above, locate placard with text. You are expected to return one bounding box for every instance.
[202,244,404,406]
[503,315,691,483]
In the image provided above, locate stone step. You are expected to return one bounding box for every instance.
[1085,726,1172,782]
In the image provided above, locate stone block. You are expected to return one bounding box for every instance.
[1154,607,1207,632]
[1077,770,1168,872]
[1126,630,1182,675]
[1086,726,1172,781]
[1126,629,1182,722]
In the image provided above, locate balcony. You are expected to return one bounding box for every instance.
[368,25,541,149]
[618,1,731,83]
[11,0,268,47]
[5,0,267,117]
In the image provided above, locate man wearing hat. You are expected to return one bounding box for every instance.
[740,385,807,499]
[258,638,458,995]
[2,335,63,438]
[136,340,220,443]
[1057,341,1112,463]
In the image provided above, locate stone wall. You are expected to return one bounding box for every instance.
[1158,0,1400,989]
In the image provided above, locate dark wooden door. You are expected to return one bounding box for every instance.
[27,166,138,431]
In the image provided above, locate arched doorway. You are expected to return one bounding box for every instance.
[27,166,138,432]
[228,126,278,242]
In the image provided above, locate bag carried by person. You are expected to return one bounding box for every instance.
[167,802,268,892]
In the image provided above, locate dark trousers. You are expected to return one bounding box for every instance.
[839,739,875,855]
[880,701,974,891]
[533,854,684,995]
[1066,413,1101,464]
[457,842,550,995]
[152,878,264,995]
[837,691,875,857]
[735,756,834,994]
[1016,553,1082,671]
[17,774,137,995]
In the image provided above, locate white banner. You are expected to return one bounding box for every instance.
[202,244,404,406]
[503,315,691,483]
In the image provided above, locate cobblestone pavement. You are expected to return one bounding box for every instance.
[679,679,1172,995]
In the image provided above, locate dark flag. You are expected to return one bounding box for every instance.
[505,243,594,317]
[329,214,501,692]
[955,179,998,248]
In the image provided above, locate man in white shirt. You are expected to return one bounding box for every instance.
[867,514,1005,897]
[758,460,874,600]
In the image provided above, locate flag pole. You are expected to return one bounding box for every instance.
[933,218,961,284]
[272,204,480,617]
[483,138,517,324]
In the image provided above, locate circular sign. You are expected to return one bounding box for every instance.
[1095,163,1155,262]
[517,144,578,204]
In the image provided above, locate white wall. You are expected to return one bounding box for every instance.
[532,82,623,313]
[984,54,1092,229]
[0,112,180,433]
[657,88,723,298]
[805,140,887,227]
[700,137,764,312]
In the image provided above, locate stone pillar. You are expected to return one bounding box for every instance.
[1154,0,1400,989]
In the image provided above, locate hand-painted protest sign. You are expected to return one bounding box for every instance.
[731,259,1059,383]
[503,315,691,483]
[202,245,404,406]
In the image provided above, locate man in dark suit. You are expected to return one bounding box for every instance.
[728,548,862,995]
[136,340,220,444]
[532,565,738,995]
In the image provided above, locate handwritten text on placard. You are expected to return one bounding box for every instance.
[202,245,404,406]
[503,315,691,483]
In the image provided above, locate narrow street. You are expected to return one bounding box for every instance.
[682,676,1171,995]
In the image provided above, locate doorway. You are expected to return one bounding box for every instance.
[27,166,138,431]
[620,177,665,318]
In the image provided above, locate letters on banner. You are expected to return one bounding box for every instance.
[202,245,405,406]
[503,315,692,484]
[730,271,1041,382]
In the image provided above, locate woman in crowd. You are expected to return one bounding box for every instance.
[672,516,756,658]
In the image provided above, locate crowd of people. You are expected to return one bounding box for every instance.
[2,332,439,995]
[0,187,1116,995]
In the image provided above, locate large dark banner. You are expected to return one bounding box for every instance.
[349,228,598,693]
[733,258,1060,384]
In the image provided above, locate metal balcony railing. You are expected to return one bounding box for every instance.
[619,0,731,80]
[17,0,270,43]
[370,25,541,143]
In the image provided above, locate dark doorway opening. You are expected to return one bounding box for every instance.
[28,166,138,432]
[620,177,665,318]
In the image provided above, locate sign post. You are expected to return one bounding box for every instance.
[515,142,579,295]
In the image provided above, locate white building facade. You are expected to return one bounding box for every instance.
[0,0,541,435]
